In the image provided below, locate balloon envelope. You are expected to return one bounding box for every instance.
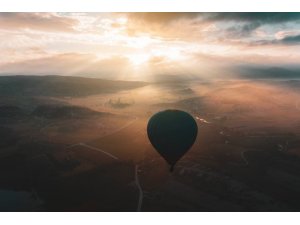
[147,110,198,171]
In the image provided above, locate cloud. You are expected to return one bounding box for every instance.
[126,13,300,25]
[121,13,300,43]
[224,22,262,38]
[203,13,300,40]
[280,34,300,44]
[0,13,78,32]
[0,12,299,81]
[120,13,210,41]
[124,12,201,24]
[249,34,300,46]
[204,13,300,24]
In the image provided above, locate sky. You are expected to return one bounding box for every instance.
[0,12,300,81]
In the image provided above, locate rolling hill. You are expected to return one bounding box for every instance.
[0,75,147,97]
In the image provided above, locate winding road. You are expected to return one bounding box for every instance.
[135,165,143,212]
[65,115,144,211]
[93,116,138,140]
[67,142,119,160]
[241,150,249,165]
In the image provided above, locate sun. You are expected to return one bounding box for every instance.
[128,53,150,67]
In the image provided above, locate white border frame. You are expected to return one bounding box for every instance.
[1,0,300,12]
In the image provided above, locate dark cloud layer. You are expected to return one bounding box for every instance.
[281,34,300,44]
[204,13,300,24]
[225,21,261,38]
[251,34,300,46]
[208,13,300,39]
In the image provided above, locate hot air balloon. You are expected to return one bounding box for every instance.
[147,109,198,172]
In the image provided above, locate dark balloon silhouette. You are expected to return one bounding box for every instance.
[147,109,198,172]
